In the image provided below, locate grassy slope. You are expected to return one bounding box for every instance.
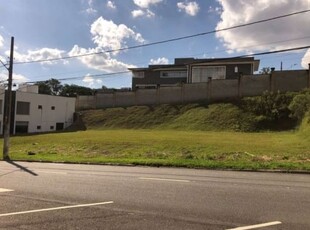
[3,104,309,171]
[81,103,257,131]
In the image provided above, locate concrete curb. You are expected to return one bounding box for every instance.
[2,159,309,175]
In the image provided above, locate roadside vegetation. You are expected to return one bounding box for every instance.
[2,90,310,171]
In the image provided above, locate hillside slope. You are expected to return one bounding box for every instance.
[80,90,310,132]
[80,103,292,132]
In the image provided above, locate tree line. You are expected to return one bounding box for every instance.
[36,78,99,97]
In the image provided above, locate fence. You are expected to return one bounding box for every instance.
[76,69,310,110]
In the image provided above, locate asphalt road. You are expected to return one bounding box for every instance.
[0,161,309,229]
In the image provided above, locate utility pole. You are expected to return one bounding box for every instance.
[3,36,14,160]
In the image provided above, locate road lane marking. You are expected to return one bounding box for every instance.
[226,221,282,230]
[0,188,14,193]
[139,177,190,183]
[0,201,114,217]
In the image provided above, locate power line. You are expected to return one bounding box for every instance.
[191,35,310,58]
[24,35,310,81]
[25,71,131,83]
[23,45,310,84]
[14,9,310,65]
[241,45,310,57]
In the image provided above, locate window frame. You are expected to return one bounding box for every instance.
[132,71,145,78]
[192,66,226,82]
[160,70,187,78]
[16,101,30,115]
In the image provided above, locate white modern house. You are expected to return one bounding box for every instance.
[0,84,76,135]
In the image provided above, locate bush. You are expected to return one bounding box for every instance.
[242,91,294,121]
[288,89,310,120]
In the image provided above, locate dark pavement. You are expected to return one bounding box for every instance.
[0,161,309,229]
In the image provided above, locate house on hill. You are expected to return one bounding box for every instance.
[129,57,260,90]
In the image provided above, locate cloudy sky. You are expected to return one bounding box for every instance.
[0,0,310,89]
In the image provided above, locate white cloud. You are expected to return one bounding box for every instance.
[133,0,163,8]
[69,45,136,72]
[177,1,200,16]
[86,7,97,15]
[68,17,144,73]
[208,6,222,15]
[150,57,169,64]
[301,49,310,69]
[13,73,29,83]
[0,71,29,84]
[132,9,145,18]
[216,0,310,68]
[0,34,3,48]
[85,0,97,14]
[132,9,155,18]
[12,48,66,65]
[90,17,145,54]
[107,1,116,9]
[83,74,103,87]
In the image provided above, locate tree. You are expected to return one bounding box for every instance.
[60,84,95,97]
[37,78,96,97]
[259,67,272,74]
[37,78,63,95]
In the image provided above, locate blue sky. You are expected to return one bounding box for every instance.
[0,0,310,89]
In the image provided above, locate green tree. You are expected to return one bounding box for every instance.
[259,67,272,74]
[37,78,63,95]
[289,90,310,120]
[60,84,95,97]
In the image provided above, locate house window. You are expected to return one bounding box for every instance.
[37,125,41,130]
[234,66,239,73]
[56,123,64,131]
[38,105,42,109]
[16,101,30,115]
[15,121,29,134]
[133,71,144,78]
[160,71,187,78]
[192,66,226,82]
[51,106,55,110]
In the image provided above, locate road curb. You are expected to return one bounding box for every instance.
[1,159,309,175]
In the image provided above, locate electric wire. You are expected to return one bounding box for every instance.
[22,35,310,81]
[13,9,310,65]
[23,45,310,84]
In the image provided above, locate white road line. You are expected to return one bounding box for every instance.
[226,221,282,230]
[139,177,190,183]
[0,188,14,193]
[0,201,114,217]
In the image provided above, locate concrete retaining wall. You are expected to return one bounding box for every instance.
[76,69,310,110]
[241,74,270,97]
[211,79,238,101]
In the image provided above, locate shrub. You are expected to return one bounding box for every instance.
[242,91,294,121]
[288,89,310,120]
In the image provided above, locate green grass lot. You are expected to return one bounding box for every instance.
[2,99,310,171]
[3,129,310,171]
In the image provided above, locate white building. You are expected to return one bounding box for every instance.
[0,84,76,135]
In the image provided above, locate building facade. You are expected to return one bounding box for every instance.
[130,57,260,89]
[0,85,76,135]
